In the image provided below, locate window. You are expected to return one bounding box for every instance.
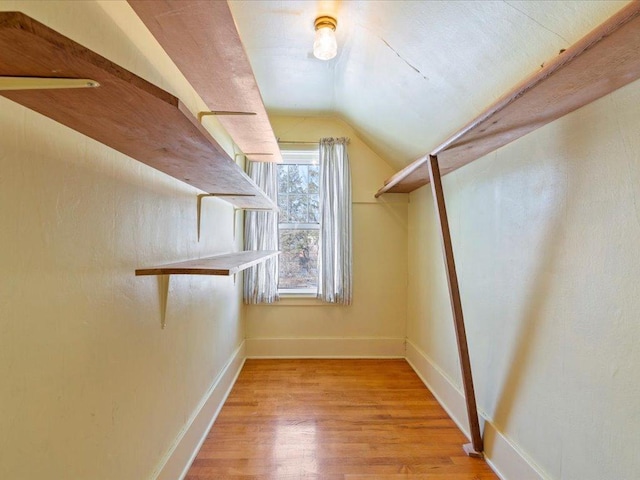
[277,149,319,295]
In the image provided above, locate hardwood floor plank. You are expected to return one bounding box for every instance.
[184,359,498,480]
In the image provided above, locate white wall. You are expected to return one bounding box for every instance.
[245,116,408,358]
[407,79,640,478]
[0,2,245,479]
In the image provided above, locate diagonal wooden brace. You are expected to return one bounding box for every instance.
[427,154,483,457]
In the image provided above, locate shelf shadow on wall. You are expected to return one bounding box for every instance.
[487,113,594,453]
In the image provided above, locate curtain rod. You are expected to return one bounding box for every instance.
[277,140,319,145]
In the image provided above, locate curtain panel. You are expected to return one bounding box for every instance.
[243,160,279,304]
[317,137,353,304]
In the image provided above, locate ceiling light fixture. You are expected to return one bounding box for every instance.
[313,16,338,60]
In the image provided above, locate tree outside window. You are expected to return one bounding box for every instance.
[278,151,319,294]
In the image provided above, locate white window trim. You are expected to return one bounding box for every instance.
[278,149,320,297]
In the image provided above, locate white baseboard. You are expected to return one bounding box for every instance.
[153,341,246,480]
[246,337,406,358]
[405,339,546,480]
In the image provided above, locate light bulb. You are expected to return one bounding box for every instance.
[313,17,337,60]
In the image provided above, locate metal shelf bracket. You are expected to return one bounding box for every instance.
[0,76,100,90]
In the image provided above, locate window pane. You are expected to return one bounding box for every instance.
[308,194,319,223]
[288,194,308,223]
[278,194,289,223]
[308,165,319,194]
[287,165,305,193]
[278,165,288,193]
[278,229,319,290]
[299,165,309,193]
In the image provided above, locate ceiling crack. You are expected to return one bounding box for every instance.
[278,117,311,138]
[503,0,570,44]
[380,37,428,81]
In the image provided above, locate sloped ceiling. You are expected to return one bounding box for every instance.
[228,0,630,171]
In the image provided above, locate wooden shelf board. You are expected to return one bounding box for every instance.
[128,0,282,163]
[135,250,280,276]
[0,12,276,210]
[376,2,640,197]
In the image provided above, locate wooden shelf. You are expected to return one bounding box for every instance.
[376,3,640,197]
[128,0,282,163]
[135,250,279,276]
[0,12,276,210]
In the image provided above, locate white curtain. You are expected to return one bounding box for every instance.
[317,137,352,304]
[243,161,279,304]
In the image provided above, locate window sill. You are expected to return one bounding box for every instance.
[252,295,339,306]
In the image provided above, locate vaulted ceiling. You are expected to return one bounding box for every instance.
[228,0,629,171]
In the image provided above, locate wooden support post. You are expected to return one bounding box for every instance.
[427,154,484,458]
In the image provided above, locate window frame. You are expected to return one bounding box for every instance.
[277,148,320,296]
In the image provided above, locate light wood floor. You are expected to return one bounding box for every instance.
[185,359,498,480]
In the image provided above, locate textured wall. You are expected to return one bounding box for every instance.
[0,2,244,479]
[245,116,408,348]
[407,79,640,478]
[229,0,628,170]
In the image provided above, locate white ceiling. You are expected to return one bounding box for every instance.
[228,1,629,171]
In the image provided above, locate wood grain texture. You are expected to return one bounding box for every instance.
[135,250,279,276]
[428,156,483,456]
[376,1,640,197]
[0,12,275,210]
[185,359,498,480]
[128,0,282,163]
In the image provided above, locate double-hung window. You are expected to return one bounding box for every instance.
[277,149,320,295]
